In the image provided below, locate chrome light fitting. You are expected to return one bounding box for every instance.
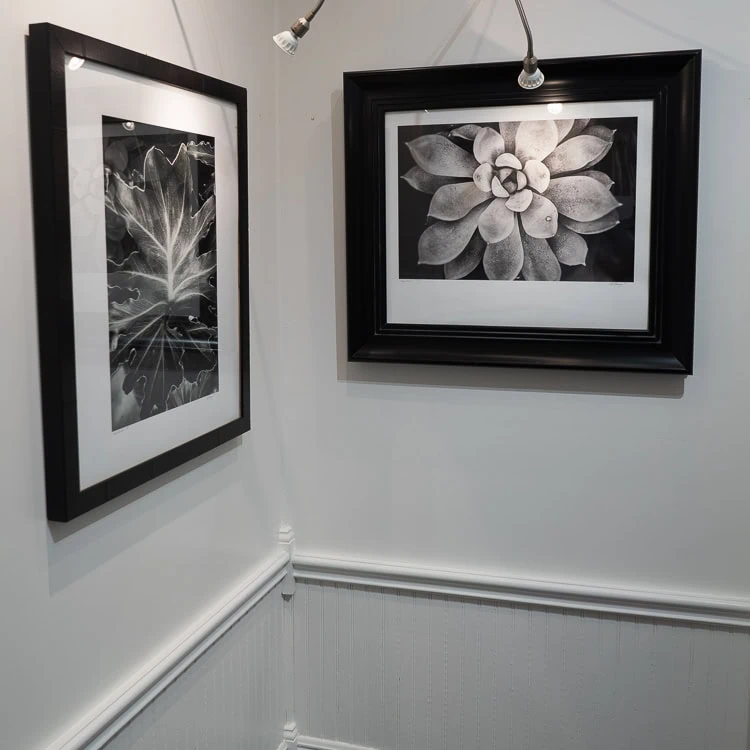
[273,0,545,90]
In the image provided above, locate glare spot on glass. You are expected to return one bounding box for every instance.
[67,57,85,71]
[547,103,563,115]
[122,121,136,132]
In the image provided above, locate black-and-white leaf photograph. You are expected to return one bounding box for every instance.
[103,117,219,430]
[398,116,638,282]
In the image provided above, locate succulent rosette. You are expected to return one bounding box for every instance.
[402,119,622,280]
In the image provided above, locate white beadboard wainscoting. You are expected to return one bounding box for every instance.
[52,544,750,749]
[48,550,290,750]
[104,579,286,750]
[293,556,750,750]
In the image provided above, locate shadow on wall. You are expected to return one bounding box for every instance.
[596,0,749,71]
[430,0,490,67]
[46,437,240,595]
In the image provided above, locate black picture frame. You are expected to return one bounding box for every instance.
[344,51,701,374]
[27,23,250,522]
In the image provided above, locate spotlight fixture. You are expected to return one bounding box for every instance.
[273,0,327,56]
[273,0,544,90]
[513,0,544,89]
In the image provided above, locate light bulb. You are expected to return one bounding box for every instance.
[67,56,85,71]
[273,30,299,56]
[518,67,544,90]
[547,103,563,115]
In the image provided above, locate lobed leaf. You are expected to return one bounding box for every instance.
[106,144,218,421]
[187,140,215,166]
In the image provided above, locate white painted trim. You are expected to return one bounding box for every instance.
[298,737,380,750]
[293,554,750,629]
[45,541,750,750]
[282,719,299,749]
[48,550,290,750]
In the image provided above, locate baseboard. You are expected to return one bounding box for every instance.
[48,550,290,750]
[293,553,750,629]
[298,737,379,750]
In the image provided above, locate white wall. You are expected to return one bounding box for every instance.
[276,0,750,601]
[4,0,750,746]
[0,2,285,748]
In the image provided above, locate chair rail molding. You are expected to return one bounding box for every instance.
[297,738,380,750]
[45,530,750,750]
[292,553,750,629]
[47,548,290,750]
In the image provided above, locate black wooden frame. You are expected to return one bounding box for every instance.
[27,24,250,521]
[344,51,701,374]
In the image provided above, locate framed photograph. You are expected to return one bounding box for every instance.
[27,24,249,521]
[344,52,701,373]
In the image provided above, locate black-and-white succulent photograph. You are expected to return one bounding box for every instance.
[103,117,218,430]
[398,116,638,282]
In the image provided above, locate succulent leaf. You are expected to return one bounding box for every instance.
[521,233,562,281]
[417,203,486,265]
[478,198,516,243]
[444,231,486,279]
[406,134,478,177]
[483,217,524,280]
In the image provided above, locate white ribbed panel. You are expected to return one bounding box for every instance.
[293,581,750,750]
[103,582,285,750]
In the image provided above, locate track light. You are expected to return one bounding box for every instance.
[273,0,327,57]
[518,63,544,90]
[273,0,544,90]
[513,0,544,89]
